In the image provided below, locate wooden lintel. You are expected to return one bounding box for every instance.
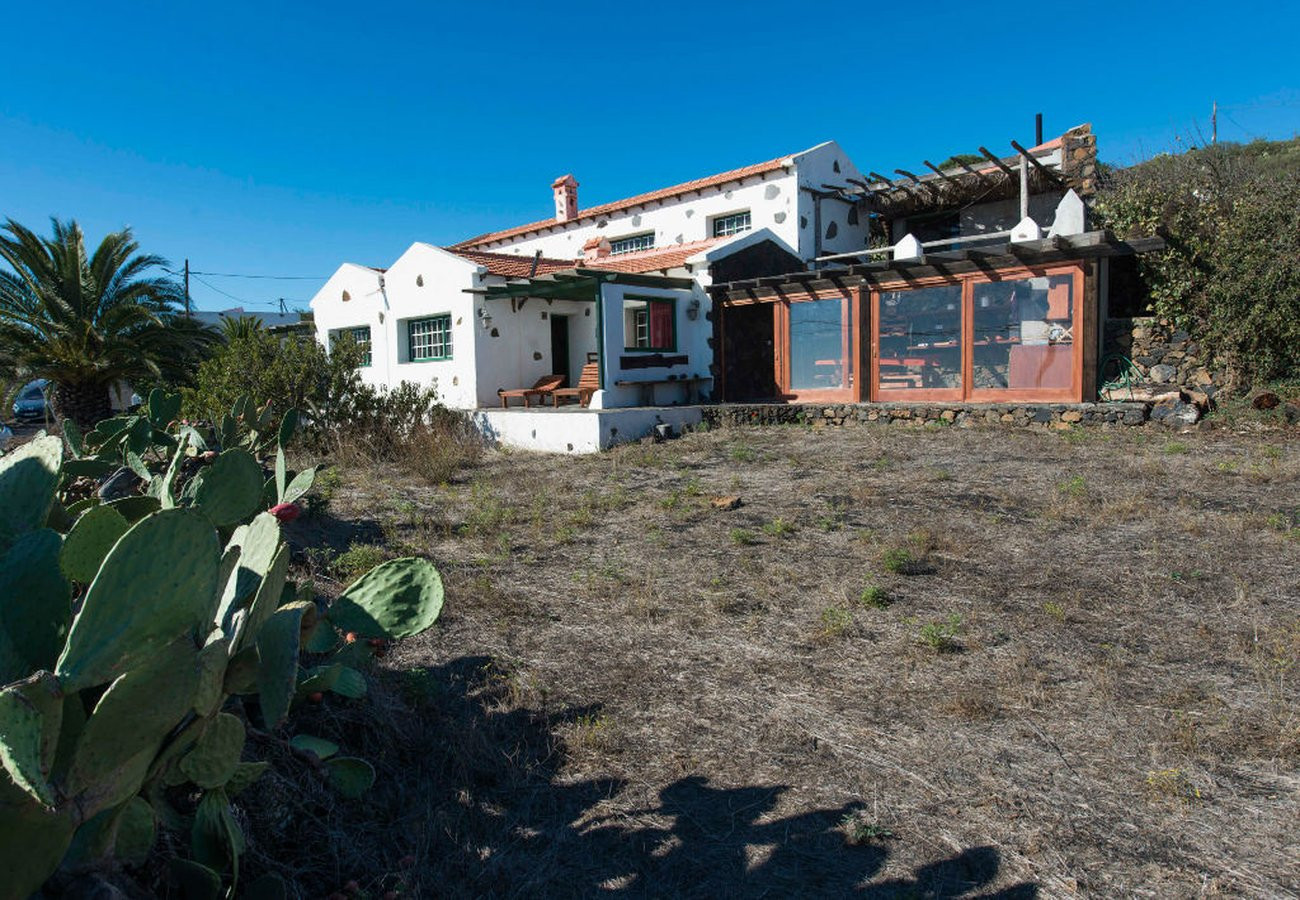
[977,147,1017,177]
[1010,140,1058,179]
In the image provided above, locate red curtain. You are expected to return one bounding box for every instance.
[650,302,673,348]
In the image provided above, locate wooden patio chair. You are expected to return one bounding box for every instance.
[497,374,565,408]
[552,362,600,407]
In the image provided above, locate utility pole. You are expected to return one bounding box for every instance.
[1212,101,1217,144]
[183,259,191,316]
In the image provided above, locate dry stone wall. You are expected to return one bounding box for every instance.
[1101,317,1233,398]
[701,401,1149,430]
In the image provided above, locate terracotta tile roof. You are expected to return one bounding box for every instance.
[582,239,720,274]
[446,248,575,278]
[451,155,793,249]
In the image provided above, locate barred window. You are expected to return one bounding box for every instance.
[609,232,655,255]
[712,210,752,238]
[331,325,372,367]
[408,315,452,361]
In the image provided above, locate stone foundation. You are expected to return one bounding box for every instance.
[701,401,1150,430]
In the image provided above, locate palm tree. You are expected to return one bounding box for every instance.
[0,218,218,428]
[219,313,265,342]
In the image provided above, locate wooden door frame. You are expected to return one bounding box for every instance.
[773,291,859,403]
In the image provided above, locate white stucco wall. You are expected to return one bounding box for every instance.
[309,263,387,389]
[472,167,803,266]
[473,295,600,406]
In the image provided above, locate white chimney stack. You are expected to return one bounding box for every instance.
[552,174,578,222]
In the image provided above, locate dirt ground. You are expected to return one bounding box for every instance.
[279,421,1299,898]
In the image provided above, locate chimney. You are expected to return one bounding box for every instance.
[582,236,610,262]
[552,174,578,222]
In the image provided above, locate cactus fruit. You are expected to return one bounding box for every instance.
[59,506,129,584]
[56,509,218,692]
[268,501,300,523]
[0,434,62,550]
[324,757,375,799]
[193,449,265,527]
[0,529,71,679]
[327,558,445,640]
[179,713,245,789]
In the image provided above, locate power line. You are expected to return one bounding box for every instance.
[190,273,249,305]
[188,270,323,280]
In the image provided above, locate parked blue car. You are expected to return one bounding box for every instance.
[12,380,52,421]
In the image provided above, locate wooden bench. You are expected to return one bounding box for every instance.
[498,374,564,408]
[553,363,599,407]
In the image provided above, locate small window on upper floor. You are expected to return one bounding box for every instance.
[712,210,752,238]
[609,232,655,255]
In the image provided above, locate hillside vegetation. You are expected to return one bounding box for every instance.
[1096,136,1300,385]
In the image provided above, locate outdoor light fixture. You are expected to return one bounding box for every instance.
[686,297,701,321]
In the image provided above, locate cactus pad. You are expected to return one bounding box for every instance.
[60,506,129,584]
[193,449,265,527]
[0,529,71,679]
[288,734,338,760]
[0,434,62,551]
[327,557,445,639]
[57,509,218,692]
[325,756,375,798]
[179,713,245,789]
[255,601,315,729]
[0,675,61,807]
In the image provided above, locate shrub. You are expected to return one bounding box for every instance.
[859,584,891,609]
[918,614,963,653]
[881,548,915,574]
[1095,138,1300,383]
[820,605,852,636]
[729,527,758,546]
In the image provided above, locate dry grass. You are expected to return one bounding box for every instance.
[252,422,1299,898]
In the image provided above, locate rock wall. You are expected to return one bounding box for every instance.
[701,401,1149,431]
[1101,317,1234,399]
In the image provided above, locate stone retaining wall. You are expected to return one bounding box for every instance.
[700,401,1150,430]
[1101,317,1234,398]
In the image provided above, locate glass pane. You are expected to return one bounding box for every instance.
[877,285,962,392]
[972,275,1073,391]
[789,297,850,391]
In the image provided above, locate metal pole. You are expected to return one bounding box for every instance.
[1019,157,1029,220]
[1035,112,1043,145]
[1212,101,1217,144]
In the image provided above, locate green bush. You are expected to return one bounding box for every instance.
[1095,138,1300,383]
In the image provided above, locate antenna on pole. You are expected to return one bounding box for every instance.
[183,259,191,316]
[1212,100,1218,144]
[1035,112,1043,146]
[278,297,288,315]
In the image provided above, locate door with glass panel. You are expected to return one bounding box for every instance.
[780,295,855,401]
[872,283,964,401]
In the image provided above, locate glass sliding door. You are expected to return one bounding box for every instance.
[874,284,963,400]
[783,295,854,399]
[969,271,1078,400]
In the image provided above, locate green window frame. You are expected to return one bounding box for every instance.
[622,295,676,352]
[408,314,452,361]
[712,210,751,238]
[610,232,655,255]
[332,325,372,367]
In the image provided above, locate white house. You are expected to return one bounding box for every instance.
[309,142,861,411]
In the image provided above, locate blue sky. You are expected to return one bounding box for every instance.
[3,1,1297,312]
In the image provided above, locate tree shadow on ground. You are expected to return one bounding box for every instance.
[306,656,1039,898]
